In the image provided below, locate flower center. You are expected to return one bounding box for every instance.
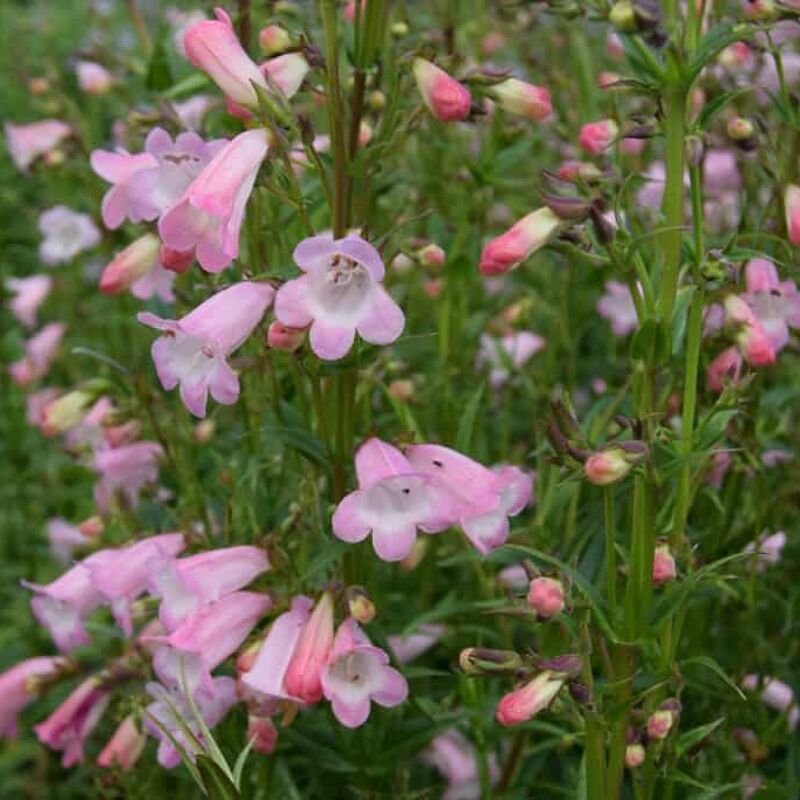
[326,254,362,286]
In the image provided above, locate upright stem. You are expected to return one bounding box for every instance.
[603,487,617,624]
[124,0,152,55]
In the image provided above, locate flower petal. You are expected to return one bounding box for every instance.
[356,286,404,346]
[309,320,356,361]
[332,492,371,543]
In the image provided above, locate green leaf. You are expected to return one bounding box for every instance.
[695,88,752,132]
[676,717,726,756]
[680,656,746,701]
[196,756,240,800]
[455,384,485,452]
[671,286,694,356]
[145,38,173,92]
[162,71,212,99]
[686,22,751,85]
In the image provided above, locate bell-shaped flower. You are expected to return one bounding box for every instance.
[148,545,270,631]
[93,441,163,510]
[0,656,68,738]
[34,676,110,766]
[332,438,458,561]
[477,331,546,388]
[322,618,408,728]
[283,592,334,704]
[8,322,66,387]
[88,533,186,636]
[597,280,639,337]
[183,8,268,108]
[412,58,471,122]
[150,591,271,693]
[5,274,52,328]
[422,731,499,800]
[138,281,274,417]
[99,233,175,302]
[495,671,565,726]
[97,715,146,771]
[23,549,115,651]
[159,129,269,273]
[90,148,157,229]
[479,208,560,275]
[275,233,404,361]
[38,206,100,266]
[46,517,93,565]
[743,530,786,571]
[239,595,313,704]
[4,119,71,171]
[125,128,227,223]
[743,258,800,353]
[723,294,776,366]
[144,677,237,768]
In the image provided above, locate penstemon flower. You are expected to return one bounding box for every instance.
[275,234,405,361]
[4,119,71,171]
[5,274,52,329]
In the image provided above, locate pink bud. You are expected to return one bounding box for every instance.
[259,24,291,55]
[412,58,471,122]
[526,577,565,618]
[283,592,334,704]
[97,716,145,771]
[78,516,103,538]
[418,243,446,269]
[707,346,742,393]
[491,79,552,121]
[99,234,161,294]
[584,449,632,486]
[248,715,278,754]
[479,208,560,275]
[424,279,443,298]
[579,119,619,155]
[646,709,674,740]
[785,184,800,246]
[496,671,565,726]
[625,743,646,768]
[723,295,776,366]
[159,245,194,274]
[267,320,306,352]
[652,545,677,585]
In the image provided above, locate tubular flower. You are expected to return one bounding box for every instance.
[412,58,471,122]
[496,671,566,726]
[479,208,560,275]
[283,592,335,704]
[99,233,175,302]
[97,716,146,771]
[0,657,68,738]
[4,120,71,171]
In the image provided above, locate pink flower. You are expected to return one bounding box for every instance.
[652,545,677,585]
[479,208,560,275]
[579,119,619,155]
[8,322,66,387]
[284,592,335,704]
[786,184,800,246]
[26,388,61,428]
[159,129,269,272]
[138,281,274,417]
[724,294,776,366]
[126,128,227,224]
[646,709,675,740]
[704,149,741,195]
[46,518,92,565]
[625,743,646,769]
[97,716,145,771]
[707,450,732,490]
[34,677,110,766]
[404,445,532,555]
[144,678,237,768]
[491,79,552,121]
[75,61,113,94]
[527,577,565,618]
[743,258,800,353]
[742,675,800,730]
[387,624,446,664]
[99,233,175,302]
[172,94,215,130]
[4,120,71,171]
[5,274,52,328]
[148,545,270,631]
[239,595,313,704]
[151,591,271,692]
[90,148,157,229]
[321,619,408,728]
[93,441,163,511]
[496,671,565,726]
[412,58,471,122]
[248,714,278,754]
[597,281,639,336]
[744,531,787,571]
[275,233,404,361]
[332,438,458,562]
[183,8,267,108]
[88,533,186,636]
[262,52,309,98]
[0,657,67,738]
[477,331,546,388]
[707,347,743,393]
[422,731,499,800]
[584,448,633,485]
[38,206,100,266]
[498,564,529,591]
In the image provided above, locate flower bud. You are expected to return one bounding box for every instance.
[99,234,161,294]
[526,577,565,618]
[267,321,306,352]
[390,21,409,38]
[609,1,638,31]
[579,119,619,155]
[388,379,415,402]
[541,192,593,222]
[368,90,387,110]
[479,207,561,275]
[490,79,552,122]
[707,347,742,393]
[248,715,278,754]
[78,516,104,537]
[785,184,800,246]
[537,654,582,676]
[723,294,776,366]
[391,253,414,274]
[584,448,635,485]
[727,116,755,142]
[647,709,675,740]
[259,24,292,55]
[193,418,216,443]
[460,647,523,676]
[41,388,103,436]
[496,671,565,726]
[43,149,65,167]
[159,245,194,274]
[400,537,428,570]
[417,243,446,270]
[743,0,777,21]
[412,58,471,123]
[346,586,376,624]
[652,545,677,585]
[284,592,334,704]
[625,743,646,768]
[29,77,50,95]
[236,639,262,675]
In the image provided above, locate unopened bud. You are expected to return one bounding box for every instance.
[537,654,582,676]
[541,192,592,222]
[579,119,619,156]
[346,586,376,624]
[743,0,777,21]
[248,715,278,754]
[368,90,386,110]
[259,24,292,55]
[459,647,523,675]
[78,516,104,537]
[527,577,566,618]
[584,444,645,486]
[29,77,50,95]
[610,1,638,33]
[727,116,755,142]
[159,245,194,274]
[400,537,427,570]
[390,21,409,38]
[652,545,677,584]
[193,419,215,443]
[625,743,646,768]
[388,379,415,402]
[417,243,446,270]
[267,320,306,352]
[686,135,705,169]
[43,149,65,167]
[41,386,105,436]
[646,709,675,741]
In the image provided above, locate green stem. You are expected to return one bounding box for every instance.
[604,487,617,624]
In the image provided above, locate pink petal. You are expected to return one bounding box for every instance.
[330,695,371,728]
[332,492,371,543]
[180,380,209,418]
[209,359,240,406]
[338,236,385,281]
[371,523,417,562]
[461,511,509,555]
[293,234,335,272]
[372,666,408,708]
[354,438,412,489]
[275,276,313,328]
[356,286,404,346]
[309,320,356,361]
